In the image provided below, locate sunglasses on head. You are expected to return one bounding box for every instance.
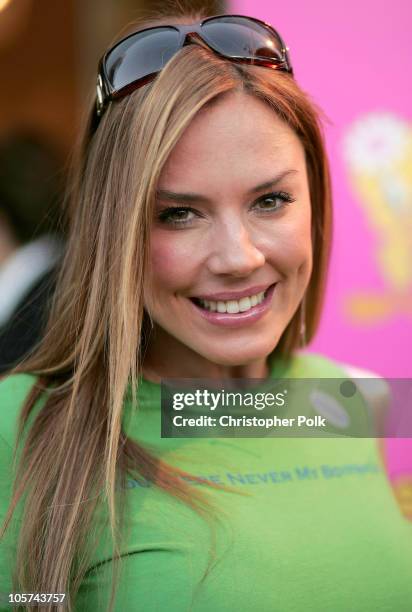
[93,14,293,130]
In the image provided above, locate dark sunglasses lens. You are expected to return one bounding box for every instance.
[202,16,284,61]
[105,27,181,92]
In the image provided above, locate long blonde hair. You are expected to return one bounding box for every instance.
[1,8,332,611]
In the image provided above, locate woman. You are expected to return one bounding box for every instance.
[1,7,411,612]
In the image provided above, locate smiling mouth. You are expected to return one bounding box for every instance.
[190,284,276,314]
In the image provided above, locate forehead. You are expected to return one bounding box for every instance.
[158,91,306,192]
[127,14,204,35]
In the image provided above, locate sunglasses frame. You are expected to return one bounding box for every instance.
[95,14,293,120]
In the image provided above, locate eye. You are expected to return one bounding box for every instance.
[253,191,295,212]
[157,206,198,226]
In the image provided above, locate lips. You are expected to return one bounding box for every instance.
[188,282,277,328]
[190,283,277,318]
[192,283,274,302]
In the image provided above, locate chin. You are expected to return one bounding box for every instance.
[200,340,278,369]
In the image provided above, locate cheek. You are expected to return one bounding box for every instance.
[263,212,312,272]
[148,231,201,292]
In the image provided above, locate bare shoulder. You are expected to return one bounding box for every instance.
[338,362,390,437]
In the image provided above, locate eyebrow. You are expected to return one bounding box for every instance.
[155,169,299,203]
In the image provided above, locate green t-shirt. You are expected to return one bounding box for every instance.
[1,352,412,611]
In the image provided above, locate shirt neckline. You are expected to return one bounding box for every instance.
[129,351,296,409]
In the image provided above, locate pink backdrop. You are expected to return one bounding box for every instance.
[230,0,412,479]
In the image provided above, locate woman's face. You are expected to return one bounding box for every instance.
[144,91,313,372]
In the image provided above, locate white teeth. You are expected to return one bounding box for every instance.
[238,297,251,312]
[226,301,240,314]
[198,287,272,314]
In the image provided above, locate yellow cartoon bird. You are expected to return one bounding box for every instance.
[342,113,412,322]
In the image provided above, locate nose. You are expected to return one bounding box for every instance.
[206,220,266,277]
